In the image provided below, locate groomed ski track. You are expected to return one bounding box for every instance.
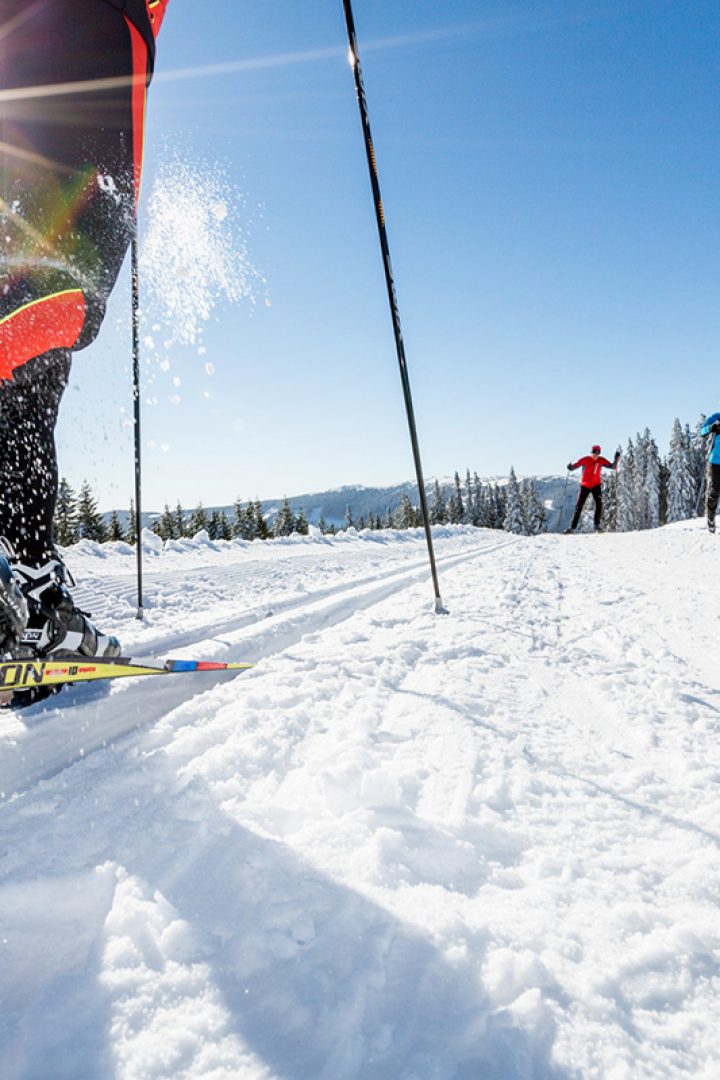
[0,529,520,800]
[2,521,719,1079]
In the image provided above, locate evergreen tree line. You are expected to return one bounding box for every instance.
[52,416,709,547]
[52,486,313,547]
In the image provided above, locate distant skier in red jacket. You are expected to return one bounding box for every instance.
[564,445,620,533]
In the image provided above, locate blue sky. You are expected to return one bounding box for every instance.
[56,0,720,510]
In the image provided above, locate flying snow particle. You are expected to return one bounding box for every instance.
[139,151,263,347]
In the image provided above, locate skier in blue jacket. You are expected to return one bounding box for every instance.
[700,413,720,533]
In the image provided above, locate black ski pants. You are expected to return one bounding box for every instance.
[570,484,602,530]
[0,0,152,564]
[707,464,720,526]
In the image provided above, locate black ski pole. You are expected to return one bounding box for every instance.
[341,0,446,614]
[131,230,144,619]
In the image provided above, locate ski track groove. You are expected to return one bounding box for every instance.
[0,536,522,802]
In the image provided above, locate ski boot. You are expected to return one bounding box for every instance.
[12,557,121,660]
[7,556,120,708]
[709,518,716,534]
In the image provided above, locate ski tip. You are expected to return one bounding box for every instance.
[166,659,255,673]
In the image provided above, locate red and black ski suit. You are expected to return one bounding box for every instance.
[0,0,169,563]
[567,454,617,530]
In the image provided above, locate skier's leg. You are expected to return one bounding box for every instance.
[0,349,71,565]
[591,486,602,529]
[568,488,590,530]
[707,465,720,532]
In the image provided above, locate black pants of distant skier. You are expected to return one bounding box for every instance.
[707,465,720,530]
[570,484,602,530]
[0,0,152,565]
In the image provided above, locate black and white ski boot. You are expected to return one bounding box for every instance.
[12,557,121,660]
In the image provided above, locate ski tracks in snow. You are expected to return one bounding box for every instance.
[0,532,519,801]
[1,524,720,1078]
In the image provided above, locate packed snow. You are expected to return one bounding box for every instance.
[0,522,718,1079]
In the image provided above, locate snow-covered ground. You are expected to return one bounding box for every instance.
[1,522,718,1079]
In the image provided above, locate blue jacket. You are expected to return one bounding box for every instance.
[701,412,720,465]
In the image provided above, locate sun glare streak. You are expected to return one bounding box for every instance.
[0,21,487,104]
[0,0,46,45]
[0,138,73,175]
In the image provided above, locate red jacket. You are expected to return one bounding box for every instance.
[570,456,615,488]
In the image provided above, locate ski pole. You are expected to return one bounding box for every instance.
[341,0,446,614]
[131,230,144,619]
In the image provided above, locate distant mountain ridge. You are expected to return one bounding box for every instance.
[109,474,578,533]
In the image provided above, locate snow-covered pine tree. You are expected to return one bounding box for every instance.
[633,432,648,528]
[447,471,464,524]
[76,481,107,542]
[429,480,447,525]
[274,497,295,537]
[231,496,245,539]
[463,469,474,524]
[54,478,78,547]
[484,486,497,529]
[666,418,696,522]
[208,510,221,540]
[616,440,636,531]
[157,504,176,540]
[691,416,709,515]
[521,478,547,535]
[253,500,270,540]
[644,430,661,529]
[397,494,419,529]
[344,505,354,531]
[107,510,125,542]
[471,472,486,527]
[494,484,507,530]
[503,467,525,534]
[603,469,618,532]
[234,500,254,540]
[188,502,208,536]
[174,501,186,538]
[218,511,232,540]
[294,508,309,535]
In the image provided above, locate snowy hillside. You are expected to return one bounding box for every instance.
[1,522,718,1079]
